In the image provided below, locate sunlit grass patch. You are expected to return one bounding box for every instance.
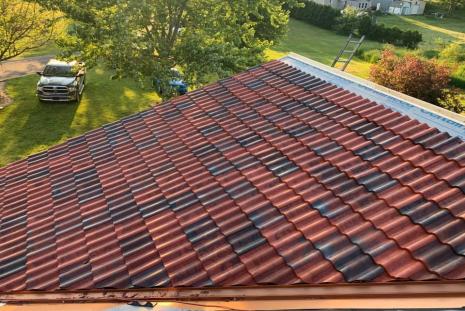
[0,67,160,167]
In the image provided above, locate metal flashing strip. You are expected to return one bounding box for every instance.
[3,282,465,303]
[3,302,465,310]
[281,53,465,141]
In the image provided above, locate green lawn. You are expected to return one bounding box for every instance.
[268,19,383,78]
[269,15,465,77]
[0,68,160,167]
[378,14,465,50]
[2,16,465,167]
[17,43,61,59]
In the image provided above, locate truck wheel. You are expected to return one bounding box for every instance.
[74,92,81,103]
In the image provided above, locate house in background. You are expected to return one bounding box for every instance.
[312,0,345,9]
[386,0,426,15]
[312,0,372,10]
[309,0,426,14]
[347,0,373,10]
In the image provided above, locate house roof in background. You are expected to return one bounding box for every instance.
[1,54,465,295]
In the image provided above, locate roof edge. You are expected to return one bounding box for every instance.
[3,281,465,303]
[281,53,465,140]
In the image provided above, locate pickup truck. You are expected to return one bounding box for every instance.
[36,59,86,103]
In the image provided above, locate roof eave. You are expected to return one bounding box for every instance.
[3,281,465,304]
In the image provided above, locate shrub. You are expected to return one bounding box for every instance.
[290,1,341,30]
[437,88,465,114]
[362,24,422,49]
[451,64,465,89]
[358,14,375,37]
[334,7,361,35]
[356,48,381,63]
[424,1,442,14]
[401,30,423,49]
[422,49,440,59]
[439,43,465,63]
[370,49,457,109]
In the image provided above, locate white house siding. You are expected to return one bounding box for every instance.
[307,0,424,14]
[372,0,393,11]
[346,0,373,9]
[388,0,425,15]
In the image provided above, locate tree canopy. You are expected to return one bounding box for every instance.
[0,0,57,62]
[37,0,297,93]
[442,0,465,14]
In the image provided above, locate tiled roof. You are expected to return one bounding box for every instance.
[1,58,465,293]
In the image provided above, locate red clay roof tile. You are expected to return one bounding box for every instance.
[1,59,465,292]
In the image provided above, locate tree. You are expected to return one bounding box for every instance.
[334,7,361,35]
[0,0,57,62]
[370,49,464,114]
[441,0,465,15]
[36,0,297,95]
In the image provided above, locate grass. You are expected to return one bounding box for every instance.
[0,68,160,167]
[267,18,465,114]
[17,43,61,59]
[268,19,383,78]
[2,16,464,167]
[378,14,465,50]
[269,14,465,77]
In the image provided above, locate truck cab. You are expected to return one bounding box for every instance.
[36,59,86,103]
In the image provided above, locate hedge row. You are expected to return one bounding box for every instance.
[359,17,423,49]
[290,1,341,29]
[290,1,423,49]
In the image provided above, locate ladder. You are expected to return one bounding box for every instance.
[331,33,365,71]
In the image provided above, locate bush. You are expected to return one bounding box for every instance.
[437,89,465,114]
[356,48,381,63]
[451,64,465,89]
[334,7,362,35]
[424,1,443,14]
[361,24,422,49]
[370,49,463,112]
[358,14,376,36]
[290,0,341,30]
[401,30,423,49]
[422,49,440,59]
[439,43,465,63]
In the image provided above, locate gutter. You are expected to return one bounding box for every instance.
[2,282,465,304]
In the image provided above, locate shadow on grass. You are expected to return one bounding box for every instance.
[273,20,382,61]
[0,67,159,167]
[269,19,383,78]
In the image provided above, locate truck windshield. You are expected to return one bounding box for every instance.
[43,65,76,77]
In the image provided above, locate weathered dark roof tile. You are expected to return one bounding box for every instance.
[1,59,465,292]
